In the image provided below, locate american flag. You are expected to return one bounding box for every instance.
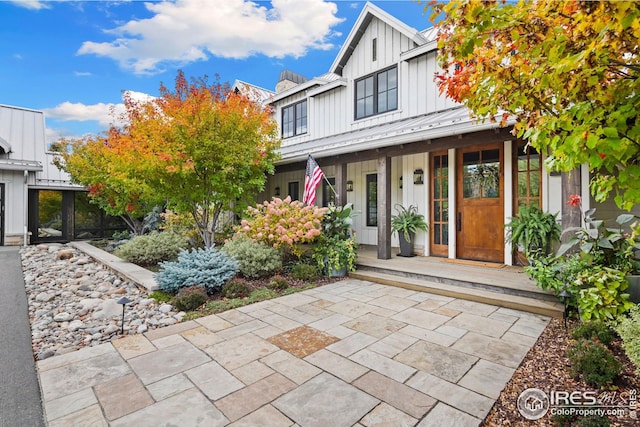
[303,155,324,205]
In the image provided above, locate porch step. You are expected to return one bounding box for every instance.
[350,269,564,319]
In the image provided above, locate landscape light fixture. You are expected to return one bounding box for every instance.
[558,289,572,329]
[117,296,132,334]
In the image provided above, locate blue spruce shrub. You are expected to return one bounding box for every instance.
[156,247,238,293]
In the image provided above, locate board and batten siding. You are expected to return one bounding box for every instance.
[403,51,459,117]
[0,170,27,244]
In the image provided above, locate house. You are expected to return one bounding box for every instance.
[0,104,124,246]
[245,1,634,265]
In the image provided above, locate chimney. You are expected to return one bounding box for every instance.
[276,70,308,93]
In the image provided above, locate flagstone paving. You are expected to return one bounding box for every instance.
[37,279,550,426]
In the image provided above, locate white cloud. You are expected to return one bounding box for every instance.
[8,0,50,10]
[74,71,92,77]
[43,91,154,128]
[78,0,344,75]
[44,101,122,128]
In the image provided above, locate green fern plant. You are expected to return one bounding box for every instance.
[391,204,429,241]
[505,206,561,259]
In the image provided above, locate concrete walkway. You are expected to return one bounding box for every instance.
[37,278,550,427]
[0,247,45,427]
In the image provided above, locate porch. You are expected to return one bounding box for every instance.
[351,246,564,318]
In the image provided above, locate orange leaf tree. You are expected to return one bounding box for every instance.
[142,71,280,247]
[431,0,640,209]
[55,71,280,244]
[53,123,163,235]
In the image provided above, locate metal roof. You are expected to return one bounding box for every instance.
[278,107,506,164]
[0,158,42,171]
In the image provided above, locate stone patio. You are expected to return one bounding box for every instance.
[37,279,550,426]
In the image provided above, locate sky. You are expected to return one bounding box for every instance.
[1,0,435,144]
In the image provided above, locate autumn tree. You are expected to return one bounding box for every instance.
[53,121,164,235]
[431,0,640,209]
[140,71,280,247]
[55,71,280,244]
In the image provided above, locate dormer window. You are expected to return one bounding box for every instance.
[282,100,307,138]
[355,65,397,120]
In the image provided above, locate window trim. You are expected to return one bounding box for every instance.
[281,100,307,138]
[354,65,398,120]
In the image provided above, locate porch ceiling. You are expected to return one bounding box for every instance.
[277,107,504,164]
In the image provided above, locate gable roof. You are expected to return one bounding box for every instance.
[231,80,275,106]
[330,2,427,75]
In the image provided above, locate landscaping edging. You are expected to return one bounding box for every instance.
[71,241,159,291]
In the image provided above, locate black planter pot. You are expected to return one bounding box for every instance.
[626,275,640,304]
[397,231,415,257]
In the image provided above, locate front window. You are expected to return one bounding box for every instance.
[281,100,307,138]
[366,174,378,226]
[355,66,397,119]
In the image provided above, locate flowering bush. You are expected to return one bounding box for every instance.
[236,196,326,258]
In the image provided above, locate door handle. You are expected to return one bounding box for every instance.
[457,212,462,231]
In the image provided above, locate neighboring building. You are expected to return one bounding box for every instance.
[0,104,124,246]
[245,2,634,265]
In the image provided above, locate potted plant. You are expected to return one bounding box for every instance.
[505,205,561,264]
[391,204,429,257]
[313,203,359,277]
[314,234,358,277]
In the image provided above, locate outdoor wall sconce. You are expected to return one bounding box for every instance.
[399,175,403,189]
[117,296,132,334]
[413,169,424,185]
[346,180,354,192]
[274,186,280,196]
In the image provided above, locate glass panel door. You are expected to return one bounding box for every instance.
[431,152,448,256]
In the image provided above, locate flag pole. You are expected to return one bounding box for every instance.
[322,174,338,198]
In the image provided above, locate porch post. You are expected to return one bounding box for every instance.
[377,156,392,259]
[561,168,582,240]
[334,162,347,206]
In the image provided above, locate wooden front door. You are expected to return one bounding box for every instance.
[456,144,504,262]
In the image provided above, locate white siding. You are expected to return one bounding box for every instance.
[0,170,27,244]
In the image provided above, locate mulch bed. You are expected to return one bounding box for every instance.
[483,318,640,426]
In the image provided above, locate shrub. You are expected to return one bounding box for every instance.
[172,286,208,311]
[615,303,640,374]
[237,196,326,258]
[576,266,634,322]
[571,321,616,347]
[222,279,251,299]
[290,263,320,281]
[149,291,173,303]
[567,339,621,387]
[161,209,203,248]
[155,247,238,293]
[267,275,289,291]
[221,235,282,278]
[575,416,611,427]
[115,231,188,266]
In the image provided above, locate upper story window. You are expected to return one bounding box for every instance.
[281,100,307,138]
[355,66,397,120]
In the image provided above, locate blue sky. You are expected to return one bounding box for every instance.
[1,0,434,143]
